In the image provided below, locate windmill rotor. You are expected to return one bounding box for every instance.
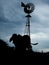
[21,2,35,14]
[25,3,34,14]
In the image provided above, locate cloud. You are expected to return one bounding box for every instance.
[0,0,49,52]
[32,4,49,27]
[38,48,49,52]
[41,0,49,4]
[31,32,49,52]
[30,3,49,35]
[31,32,49,39]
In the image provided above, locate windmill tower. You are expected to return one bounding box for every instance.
[21,2,35,37]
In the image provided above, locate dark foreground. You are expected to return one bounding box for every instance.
[0,37,49,64]
[0,49,49,64]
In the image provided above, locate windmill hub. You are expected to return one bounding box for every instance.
[24,3,35,14]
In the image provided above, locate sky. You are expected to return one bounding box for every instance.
[0,0,49,52]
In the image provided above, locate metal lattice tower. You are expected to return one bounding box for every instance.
[25,14,31,37]
[21,2,35,37]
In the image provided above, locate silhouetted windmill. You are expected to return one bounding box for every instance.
[21,2,38,46]
[21,2,35,37]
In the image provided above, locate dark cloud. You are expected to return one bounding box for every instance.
[42,0,49,4]
[0,0,49,52]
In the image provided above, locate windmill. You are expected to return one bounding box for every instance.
[21,2,35,37]
[21,2,38,46]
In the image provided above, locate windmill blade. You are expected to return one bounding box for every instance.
[21,2,26,7]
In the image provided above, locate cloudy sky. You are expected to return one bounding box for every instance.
[0,0,49,52]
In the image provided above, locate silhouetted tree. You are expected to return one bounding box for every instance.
[10,34,21,47]
[9,34,32,55]
[9,34,18,46]
[0,39,8,49]
[0,39,14,56]
[22,35,32,51]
